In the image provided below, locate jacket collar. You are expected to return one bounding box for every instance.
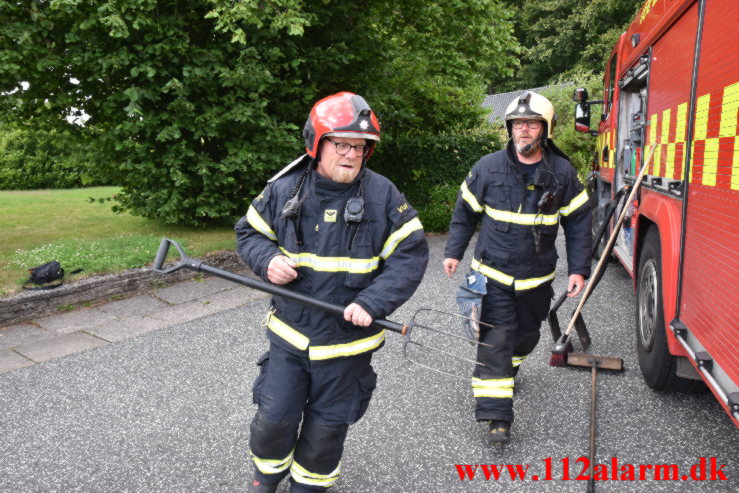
[310,167,363,195]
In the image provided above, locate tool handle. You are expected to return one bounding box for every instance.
[153,238,171,271]
[588,362,598,493]
[564,144,656,336]
[152,239,406,334]
[550,289,568,314]
[152,238,201,274]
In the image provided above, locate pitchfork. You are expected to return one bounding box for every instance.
[151,238,494,379]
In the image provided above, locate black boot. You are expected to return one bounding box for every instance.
[488,420,511,444]
[249,479,279,493]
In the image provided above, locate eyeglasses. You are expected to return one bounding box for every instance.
[512,120,542,129]
[326,139,370,157]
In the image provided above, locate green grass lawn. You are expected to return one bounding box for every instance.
[0,187,238,296]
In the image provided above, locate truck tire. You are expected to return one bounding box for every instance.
[636,227,703,392]
[591,201,610,260]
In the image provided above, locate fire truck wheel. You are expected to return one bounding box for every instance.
[591,204,609,260]
[636,228,701,392]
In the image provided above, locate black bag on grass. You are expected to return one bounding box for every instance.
[22,261,82,290]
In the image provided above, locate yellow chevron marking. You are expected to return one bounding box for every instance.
[691,94,711,183]
[661,108,671,142]
[676,103,688,142]
[694,94,710,140]
[651,114,661,175]
[665,142,676,180]
[720,83,739,190]
[648,114,657,145]
[676,102,688,180]
[659,108,671,178]
[702,138,719,187]
[719,82,739,138]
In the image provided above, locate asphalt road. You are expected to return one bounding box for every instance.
[1,234,736,493]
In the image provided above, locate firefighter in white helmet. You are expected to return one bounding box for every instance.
[443,91,592,443]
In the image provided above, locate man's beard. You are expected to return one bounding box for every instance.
[514,136,540,155]
[331,166,359,183]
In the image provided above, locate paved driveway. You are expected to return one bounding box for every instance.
[1,235,736,492]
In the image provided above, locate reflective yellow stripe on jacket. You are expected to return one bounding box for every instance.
[266,312,385,360]
[280,248,380,274]
[379,217,423,259]
[461,180,564,227]
[278,217,422,273]
[246,205,277,241]
[309,331,386,361]
[460,181,484,213]
[559,189,589,216]
[484,206,559,226]
[471,258,555,291]
[462,181,588,223]
[266,312,310,350]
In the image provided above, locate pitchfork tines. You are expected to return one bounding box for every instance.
[401,307,496,380]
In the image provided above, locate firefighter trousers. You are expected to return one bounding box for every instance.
[250,342,377,491]
[472,281,553,423]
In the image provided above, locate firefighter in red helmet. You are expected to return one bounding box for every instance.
[235,92,428,492]
[303,92,381,159]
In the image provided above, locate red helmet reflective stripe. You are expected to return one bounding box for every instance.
[303,92,381,159]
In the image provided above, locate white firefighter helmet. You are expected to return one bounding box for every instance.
[505,91,555,139]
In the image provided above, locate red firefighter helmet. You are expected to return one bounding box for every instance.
[303,92,381,160]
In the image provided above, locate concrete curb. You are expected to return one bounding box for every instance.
[0,250,247,327]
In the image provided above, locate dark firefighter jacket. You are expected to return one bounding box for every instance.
[235,156,429,360]
[444,141,592,292]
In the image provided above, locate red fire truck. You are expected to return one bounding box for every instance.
[573,0,738,425]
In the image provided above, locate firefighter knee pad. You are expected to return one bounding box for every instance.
[294,415,349,477]
[250,411,300,459]
[474,323,518,379]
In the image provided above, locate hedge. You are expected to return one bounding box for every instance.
[0,125,104,190]
[369,126,504,232]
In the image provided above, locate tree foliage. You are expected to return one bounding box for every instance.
[540,72,603,177]
[357,0,520,132]
[0,0,519,225]
[0,122,104,190]
[492,0,642,91]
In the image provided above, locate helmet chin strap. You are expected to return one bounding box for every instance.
[517,136,542,155]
